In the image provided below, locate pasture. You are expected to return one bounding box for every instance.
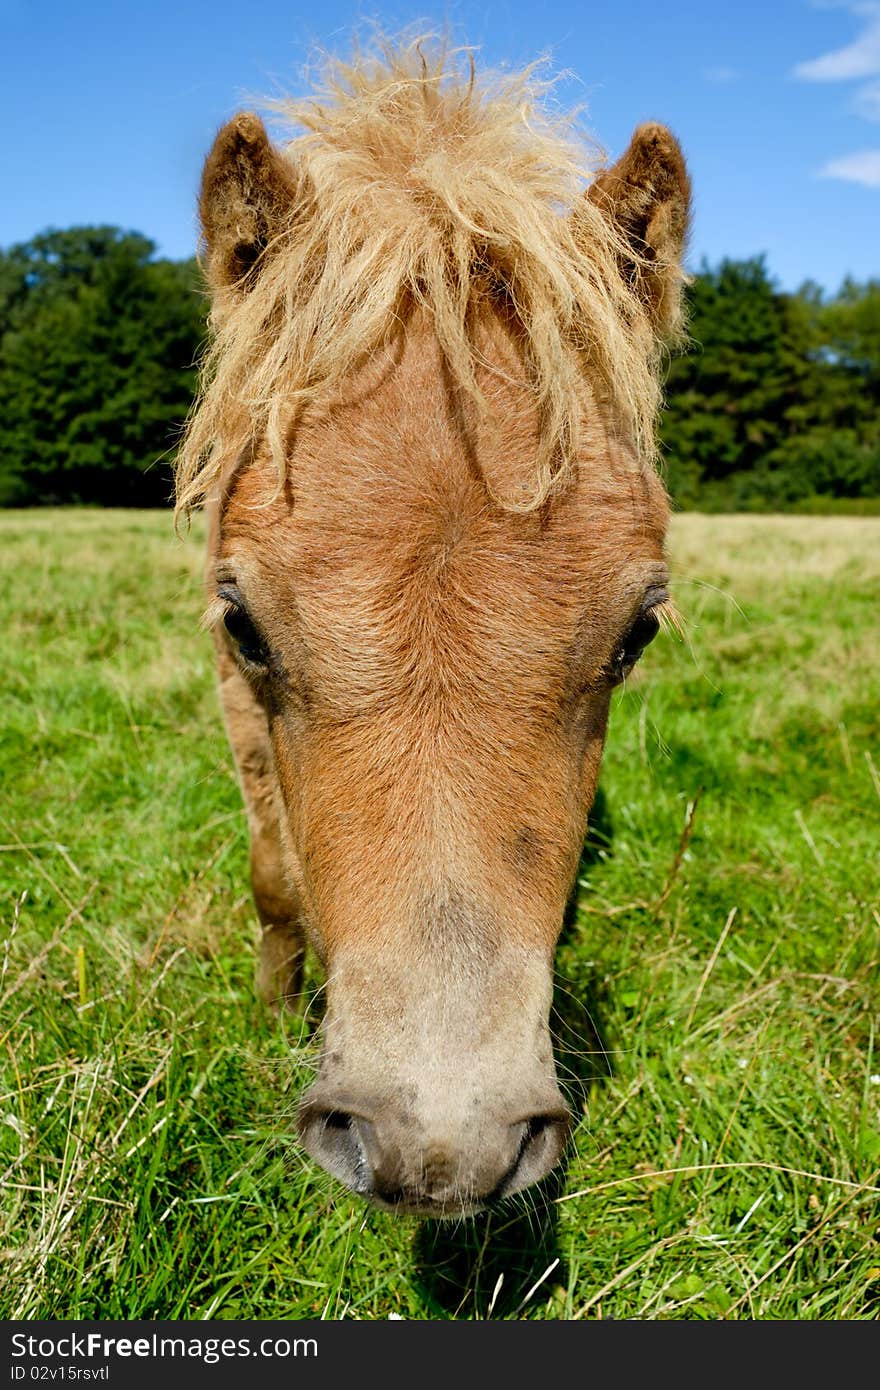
[1,508,877,1319]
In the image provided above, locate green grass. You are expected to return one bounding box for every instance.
[1,507,878,1320]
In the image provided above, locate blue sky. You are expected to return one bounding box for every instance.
[2,0,878,292]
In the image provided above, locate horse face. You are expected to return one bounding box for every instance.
[211,321,670,1214]
[188,62,688,1212]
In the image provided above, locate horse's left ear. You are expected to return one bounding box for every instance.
[199,112,302,297]
[586,123,691,340]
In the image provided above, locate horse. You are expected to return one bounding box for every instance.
[176,38,690,1217]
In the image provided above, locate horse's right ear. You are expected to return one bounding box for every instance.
[199,113,300,296]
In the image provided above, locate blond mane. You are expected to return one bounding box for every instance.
[176,38,677,515]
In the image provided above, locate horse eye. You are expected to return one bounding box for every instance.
[219,592,269,668]
[610,597,665,685]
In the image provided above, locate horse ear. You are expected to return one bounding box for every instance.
[199,112,300,295]
[586,123,691,339]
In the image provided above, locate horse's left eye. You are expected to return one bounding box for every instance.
[609,596,665,685]
[220,592,269,668]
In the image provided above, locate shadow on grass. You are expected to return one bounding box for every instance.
[412,791,615,1319]
[574,784,615,878]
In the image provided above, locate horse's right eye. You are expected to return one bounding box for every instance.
[220,593,270,668]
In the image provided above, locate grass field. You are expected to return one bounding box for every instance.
[1,508,878,1320]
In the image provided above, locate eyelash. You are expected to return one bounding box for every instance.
[608,593,675,686]
[609,608,661,684]
[212,588,271,669]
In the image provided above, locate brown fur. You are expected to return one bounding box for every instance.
[180,37,689,1215]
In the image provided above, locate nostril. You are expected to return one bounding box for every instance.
[499,1110,570,1199]
[297,1104,373,1195]
[523,1114,553,1143]
[322,1110,352,1132]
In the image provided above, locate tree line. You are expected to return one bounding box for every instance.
[0,226,877,510]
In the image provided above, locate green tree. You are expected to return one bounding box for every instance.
[661,257,805,506]
[661,259,880,509]
[0,228,206,506]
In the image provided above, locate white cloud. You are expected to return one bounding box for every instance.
[795,4,880,181]
[853,76,880,114]
[818,148,880,183]
[794,15,880,79]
